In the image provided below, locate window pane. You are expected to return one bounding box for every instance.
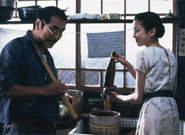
[0,28,25,52]
[125,23,145,66]
[81,70,100,86]
[150,0,173,13]
[58,0,76,15]
[0,24,31,53]
[125,72,135,88]
[102,71,123,87]
[50,24,75,68]
[0,24,75,69]
[126,0,148,14]
[103,0,124,14]
[17,1,35,7]
[115,71,124,87]
[57,69,76,85]
[0,24,32,31]
[159,24,173,50]
[37,1,56,7]
[81,0,101,14]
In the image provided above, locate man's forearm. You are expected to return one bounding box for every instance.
[1,84,44,100]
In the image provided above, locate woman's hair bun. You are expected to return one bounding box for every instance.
[134,12,165,38]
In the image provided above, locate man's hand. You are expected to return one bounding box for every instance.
[43,80,67,96]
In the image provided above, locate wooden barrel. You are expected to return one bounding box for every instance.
[89,110,120,135]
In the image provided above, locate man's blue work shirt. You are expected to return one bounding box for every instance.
[0,30,59,124]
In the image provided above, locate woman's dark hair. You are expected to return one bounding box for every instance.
[33,6,67,29]
[134,11,165,38]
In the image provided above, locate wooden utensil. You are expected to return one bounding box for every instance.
[30,41,78,121]
[103,51,116,110]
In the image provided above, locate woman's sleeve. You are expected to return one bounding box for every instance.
[134,51,149,74]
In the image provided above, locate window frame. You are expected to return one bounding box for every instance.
[11,0,178,92]
[69,0,177,92]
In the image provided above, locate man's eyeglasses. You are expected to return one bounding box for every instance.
[41,20,64,36]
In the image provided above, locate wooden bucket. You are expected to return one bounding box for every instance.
[89,110,120,135]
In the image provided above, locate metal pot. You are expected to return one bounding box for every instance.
[17,5,42,21]
[59,101,69,118]
[67,89,83,117]
[56,101,71,129]
[0,7,15,21]
[0,0,15,8]
[58,90,83,118]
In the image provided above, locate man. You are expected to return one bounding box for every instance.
[0,6,74,134]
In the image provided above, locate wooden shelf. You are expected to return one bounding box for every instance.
[0,20,33,24]
[68,19,133,24]
[0,19,133,24]
[0,18,181,24]
[17,0,61,1]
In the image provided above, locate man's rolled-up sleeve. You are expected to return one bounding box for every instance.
[0,40,22,96]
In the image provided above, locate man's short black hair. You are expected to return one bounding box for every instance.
[33,6,67,28]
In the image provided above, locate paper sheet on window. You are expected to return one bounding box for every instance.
[87,31,124,58]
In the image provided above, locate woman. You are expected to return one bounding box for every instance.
[109,12,179,135]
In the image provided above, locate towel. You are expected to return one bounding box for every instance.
[69,13,103,20]
[87,31,125,58]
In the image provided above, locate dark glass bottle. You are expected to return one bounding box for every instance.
[104,51,116,88]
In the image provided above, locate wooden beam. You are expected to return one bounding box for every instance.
[76,0,81,90]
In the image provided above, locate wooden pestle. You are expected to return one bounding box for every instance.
[30,41,78,121]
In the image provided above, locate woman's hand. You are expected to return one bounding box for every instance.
[112,53,128,67]
[109,91,120,100]
[112,53,136,79]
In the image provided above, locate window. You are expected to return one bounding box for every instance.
[72,0,175,92]
[0,0,176,92]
